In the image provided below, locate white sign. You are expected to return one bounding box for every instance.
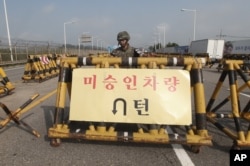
[69,68,191,125]
[80,34,91,43]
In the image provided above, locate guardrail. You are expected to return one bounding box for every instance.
[0,60,27,67]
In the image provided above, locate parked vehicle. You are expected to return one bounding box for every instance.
[188,39,225,62]
[224,39,250,55]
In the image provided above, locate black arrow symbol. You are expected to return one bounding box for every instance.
[112,98,127,115]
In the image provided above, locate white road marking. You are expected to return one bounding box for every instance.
[3,66,24,71]
[166,126,195,166]
[239,92,250,98]
[227,89,250,98]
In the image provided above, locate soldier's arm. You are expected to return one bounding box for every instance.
[134,48,143,57]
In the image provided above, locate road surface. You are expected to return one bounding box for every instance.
[0,65,249,166]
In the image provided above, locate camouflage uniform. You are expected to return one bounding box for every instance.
[111,44,140,57]
[111,31,141,57]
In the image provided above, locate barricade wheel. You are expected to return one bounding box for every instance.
[4,88,9,95]
[231,141,240,150]
[190,145,201,153]
[50,138,61,147]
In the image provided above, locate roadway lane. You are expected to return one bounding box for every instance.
[0,65,249,165]
[2,65,25,83]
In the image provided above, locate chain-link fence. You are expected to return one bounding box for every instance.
[0,38,65,62]
[0,37,108,64]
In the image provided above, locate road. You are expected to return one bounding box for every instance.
[0,64,249,166]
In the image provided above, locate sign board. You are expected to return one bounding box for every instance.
[69,68,191,125]
[80,34,91,43]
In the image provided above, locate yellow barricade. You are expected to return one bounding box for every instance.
[0,67,15,96]
[0,90,57,137]
[48,56,212,153]
[206,59,250,150]
[22,54,60,82]
[217,54,250,72]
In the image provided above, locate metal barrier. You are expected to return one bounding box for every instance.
[0,67,15,95]
[0,90,57,137]
[146,53,208,67]
[22,54,60,82]
[48,56,212,153]
[217,54,250,72]
[206,59,250,149]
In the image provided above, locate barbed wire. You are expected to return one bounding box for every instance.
[0,37,63,47]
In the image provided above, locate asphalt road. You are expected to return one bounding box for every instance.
[0,64,249,166]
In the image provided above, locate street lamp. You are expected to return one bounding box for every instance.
[153,31,161,49]
[97,39,101,50]
[64,20,76,54]
[3,0,13,61]
[181,8,197,41]
[157,24,166,48]
[91,36,97,51]
[100,41,104,51]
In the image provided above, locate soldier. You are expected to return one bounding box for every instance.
[111,31,142,57]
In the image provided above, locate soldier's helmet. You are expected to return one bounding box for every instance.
[117,31,130,41]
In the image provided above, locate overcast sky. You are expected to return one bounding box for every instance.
[1,0,250,48]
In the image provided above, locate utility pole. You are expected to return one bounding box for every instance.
[181,8,197,41]
[216,29,226,39]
